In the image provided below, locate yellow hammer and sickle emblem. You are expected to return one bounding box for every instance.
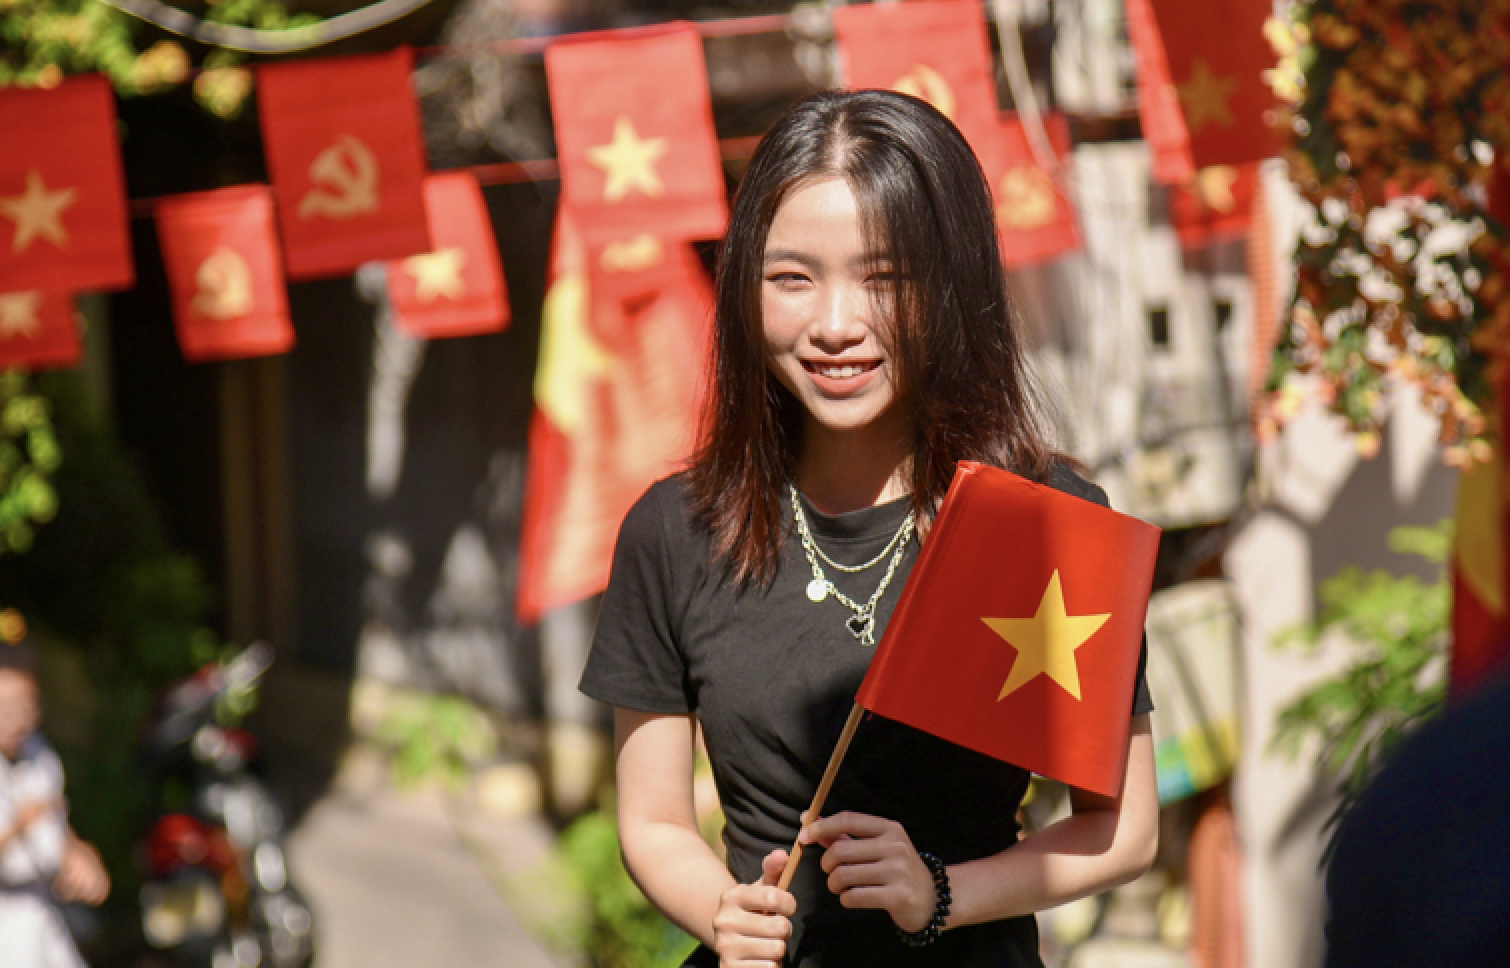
[298,134,380,220]
[997,165,1058,230]
[892,65,957,120]
[192,247,255,320]
[600,235,665,274]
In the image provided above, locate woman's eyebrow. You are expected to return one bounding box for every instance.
[763,248,819,268]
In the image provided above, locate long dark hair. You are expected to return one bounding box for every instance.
[688,89,1060,583]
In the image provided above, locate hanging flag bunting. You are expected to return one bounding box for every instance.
[1144,0,1280,169]
[588,232,707,304]
[0,76,134,293]
[155,186,294,362]
[856,463,1161,796]
[387,172,510,339]
[1169,163,1259,250]
[1124,0,1195,184]
[994,115,1080,267]
[257,48,431,280]
[833,1,1005,178]
[546,24,728,246]
[1449,448,1509,698]
[517,210,712,623]
[0,289,81,370]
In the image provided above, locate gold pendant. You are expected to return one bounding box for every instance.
[806,578,828,603]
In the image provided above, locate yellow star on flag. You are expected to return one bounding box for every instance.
[1,170,77,253]
[586,117,669,203]
[1176,59,1237,135]
[534,271,616,435]
[0,291,43,339]
[1194,166,1240,213]
[983,570,1111,701]
[403,248,468,303]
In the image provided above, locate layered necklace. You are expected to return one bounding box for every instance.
[790,484,916,647]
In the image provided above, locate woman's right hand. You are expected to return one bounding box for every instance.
[713,849,796,968]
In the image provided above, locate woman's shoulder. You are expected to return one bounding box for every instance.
[1043,458,1110,508]
[619,471,709,554]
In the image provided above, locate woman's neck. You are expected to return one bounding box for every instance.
[795,413,913,514]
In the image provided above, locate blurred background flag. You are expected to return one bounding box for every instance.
[516,211,712,624]
[1171,163,1260,251]
[1450,446,1509,697]
[833,0,1005,179]
[1124,0,1195,184]
[155,185,295,363]
[387,172,511,339]
[994,114,1080,267]
[546,25,728,247]
[0,289,81,369]
[0,75,134,293]
[257,48,431,280]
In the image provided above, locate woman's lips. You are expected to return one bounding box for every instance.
[802,359,882,395]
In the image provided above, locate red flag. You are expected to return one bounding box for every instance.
[1145,0,1280,169]
[993,115,1080,267]
[155,186,294,362]
[1170,164,1259,250]
[833,1,1004,178]
[0,289,80,369]
[547,25,727,247]
[0,76,133,292]
[517,211,712,623]
[1124,0,1195,184]
[257,49,431,280]
[387,173,510,339]
[1450,433,1510,698]
[856,462,1161,796]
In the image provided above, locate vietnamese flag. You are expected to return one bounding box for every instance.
[387,172,510,339]
[0,289,81,370]
[1124,0,1194,184]
[834,1,1004,178]
[1145,0,1280,170]
[155,185,294,363]
[1170,164,1259,250]
[1450,434,1510,698]
[546,25,727,247]
[0,75,134,293]
[257,48,431,280]
[856,462,1161,796]
[517,210,711,623]
[993,114,1079,267]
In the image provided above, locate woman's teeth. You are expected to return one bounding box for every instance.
[819,365,866,378]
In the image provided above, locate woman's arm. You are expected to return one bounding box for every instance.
[803,714,1158,931]
[615,708,796,965]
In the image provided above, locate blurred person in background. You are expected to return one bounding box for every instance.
[0,634,110,968]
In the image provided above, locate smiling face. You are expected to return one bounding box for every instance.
[761,176,908,443]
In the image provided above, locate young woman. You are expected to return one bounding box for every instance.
[580,90,1157,968]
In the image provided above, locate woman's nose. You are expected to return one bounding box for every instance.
[812,284,868,348]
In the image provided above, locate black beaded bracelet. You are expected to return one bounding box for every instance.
[894,850,951,948]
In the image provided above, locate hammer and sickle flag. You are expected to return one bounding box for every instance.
[387,172,511,339]
[1169,163,1259,250]
[833,1,1006,179]
[856,462,1161,796]
[993,114,1081,267]
[546,24,727,247]
[0,75,133,293]
[155,186,295,363]
[0,289,81,370]
[258,48,431,280]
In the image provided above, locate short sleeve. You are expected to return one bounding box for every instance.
[579,481,696,714]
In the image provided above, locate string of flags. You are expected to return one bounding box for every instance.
[0,0,1277,371]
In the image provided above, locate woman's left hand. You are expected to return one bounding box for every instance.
[799,811,938,933]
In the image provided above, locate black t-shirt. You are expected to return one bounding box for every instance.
[581,466,1154,968]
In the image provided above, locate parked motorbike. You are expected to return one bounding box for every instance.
[137,643,316,968]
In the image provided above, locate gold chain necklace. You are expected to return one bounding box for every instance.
[790,485,915,647]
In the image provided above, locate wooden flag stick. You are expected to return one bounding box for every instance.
[777,702,866,891]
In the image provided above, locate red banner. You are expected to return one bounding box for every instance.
[994,115,1080,267]
[1125,0,1195,184]
[834,1,1005,178]
[387,173,510,339]
[155,186,294,362]
[0,289,80,369]
[0,76,134,293]
[546,25,727,247]
[1170,164,1259,250]
[517,210,712,622]
[1146,0,1280,169]
[857,463,1161,796]
[257,48,431,280]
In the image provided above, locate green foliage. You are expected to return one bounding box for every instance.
[374,692,499,789]
[557,806,698,968]
[1271,523,1450,832]
[0,372,61,555]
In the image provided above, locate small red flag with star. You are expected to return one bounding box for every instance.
[387,172,510,339]
[0,289,80,369]
[992,114,1080,267]
[855,462,1161,796]
[545,23,728,247]
[0,75,134,293]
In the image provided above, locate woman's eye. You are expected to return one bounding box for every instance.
[767,272,809,285]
